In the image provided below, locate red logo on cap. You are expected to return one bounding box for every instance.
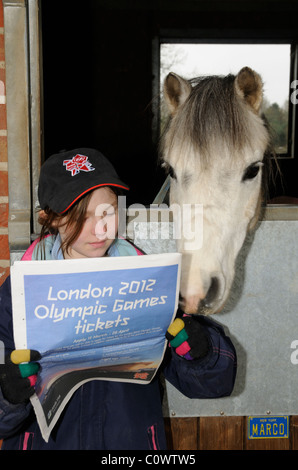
[63,154,95,176]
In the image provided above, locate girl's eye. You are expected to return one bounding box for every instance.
[104,208,116,217]
[94,205,116,219]
[242,162,263,182]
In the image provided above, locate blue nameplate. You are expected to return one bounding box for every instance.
[248,416,289,439]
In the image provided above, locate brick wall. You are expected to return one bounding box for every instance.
[0,0,9,286]
[0,0,5,452]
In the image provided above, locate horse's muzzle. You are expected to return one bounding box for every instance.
[180,275,222,315]
[201,276,220,309]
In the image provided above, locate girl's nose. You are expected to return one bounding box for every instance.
[95,218,107,238]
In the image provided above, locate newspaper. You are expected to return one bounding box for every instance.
[10,252,181,442]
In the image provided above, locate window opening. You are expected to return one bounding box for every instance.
[160,43,292,157]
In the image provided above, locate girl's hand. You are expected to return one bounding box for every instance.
[166,316,210,360]
[0,349,41,404]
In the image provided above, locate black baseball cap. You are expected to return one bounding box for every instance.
[38,148,129,214]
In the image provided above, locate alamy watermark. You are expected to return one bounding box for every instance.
[290,80,298,104]
[290,340,298,364]
[95,196,204,251]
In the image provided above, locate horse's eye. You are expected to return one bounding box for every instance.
[163,162,177,180]
[242,163,262,181]
[168,165,177,180]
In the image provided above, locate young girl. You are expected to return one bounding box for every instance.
[0,148,237,450]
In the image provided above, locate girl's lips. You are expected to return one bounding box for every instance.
[89,240,107,247]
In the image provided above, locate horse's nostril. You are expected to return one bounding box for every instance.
[202,277,219,309]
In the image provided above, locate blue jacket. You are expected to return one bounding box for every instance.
[0,238,237,450]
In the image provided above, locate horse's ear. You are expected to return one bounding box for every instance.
[163,73,192,115]
[235,67,263,113]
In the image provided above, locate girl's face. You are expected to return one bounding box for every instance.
[58,187,118,259]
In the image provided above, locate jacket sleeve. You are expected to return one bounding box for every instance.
[0,276,32,439]
[163,315,237,399]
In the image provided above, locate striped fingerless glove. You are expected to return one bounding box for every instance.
[0,349,41,404]
[166,316,210,360]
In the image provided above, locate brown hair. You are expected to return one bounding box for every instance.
[38,186,120,258]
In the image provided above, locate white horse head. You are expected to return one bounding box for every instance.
[161,67,270,315]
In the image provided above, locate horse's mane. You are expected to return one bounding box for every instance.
[188,75,246,151]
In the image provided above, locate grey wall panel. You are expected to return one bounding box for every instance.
[133,218,298,417]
